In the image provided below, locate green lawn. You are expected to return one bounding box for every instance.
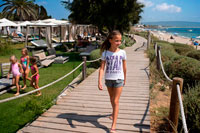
[0,41,84,133]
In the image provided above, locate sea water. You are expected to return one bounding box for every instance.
[158,28,200,38]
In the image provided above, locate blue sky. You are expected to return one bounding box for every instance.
[35,0,70,20]
[0,0,200,22]
[138,0,200,22]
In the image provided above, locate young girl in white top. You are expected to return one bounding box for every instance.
[98,30,127,133]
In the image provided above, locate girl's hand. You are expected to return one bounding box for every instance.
[31,75,33,79]
[124,80,126,86]
[98,82,103,90]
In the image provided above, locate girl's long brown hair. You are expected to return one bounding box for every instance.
[100,30,121,54]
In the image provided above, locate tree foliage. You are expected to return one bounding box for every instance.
[62,0,144,33]
[0,0,50,21]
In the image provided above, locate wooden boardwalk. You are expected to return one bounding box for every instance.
[18,35,150,133]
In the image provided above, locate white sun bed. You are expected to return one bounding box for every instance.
[31,40,62,48]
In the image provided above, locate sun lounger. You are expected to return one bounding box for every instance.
[31,40,62,48]
[1,63,11,78]
[47,48,69,64]
[79,45,97,57]
[32,50,56,67]
[52,37,76,43]
[0,63,12,91]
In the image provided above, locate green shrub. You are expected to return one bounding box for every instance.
[86,68,97,77]
[164,55,200,88]
[119,43,126,49]
[153,41,200,88]
[147,48,156,62]
[171,43,194,56]
[178,83,200,132]
[89,49,101,68]
[187,50,200,61]
[159,85,166,91]
[0,42,13,56]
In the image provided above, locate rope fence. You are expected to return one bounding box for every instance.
[0,56,102,104]
[176,84,188,133]
[0,62,84,104]
[154,43,188,133]
[86,58,101,63]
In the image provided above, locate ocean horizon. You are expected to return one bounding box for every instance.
[151,27,200,38]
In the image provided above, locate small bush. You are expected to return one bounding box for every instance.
[89,49,101,68]
[164,55,200,89]
[0,42,13,56]
[187,50,200,61]
[159,85,166,91]
[171,43,194,56]
[119,43,126,49]
[86,68,97,77]
[178,83,200,132]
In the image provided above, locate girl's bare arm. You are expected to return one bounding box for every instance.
[31,65,39,77]
[18,63,23,74]
[7,63,12,78]
[98,60,106,90]
[123,60,127,85]
[26,56,30,70]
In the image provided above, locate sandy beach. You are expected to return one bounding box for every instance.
[150,30,200,50]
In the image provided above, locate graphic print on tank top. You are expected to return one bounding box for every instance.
[106,55,123,74]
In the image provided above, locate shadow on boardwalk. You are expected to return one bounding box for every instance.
[57,113,110,133]
[133,100,150,132]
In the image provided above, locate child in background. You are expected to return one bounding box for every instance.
[20,48,31,90]
[30,57,41,96]
[98,30,127,133]
[7,55,23,96]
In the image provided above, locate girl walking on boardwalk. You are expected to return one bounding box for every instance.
[7,55,23,96]
[98,30,127,133]
[20,48,31,90]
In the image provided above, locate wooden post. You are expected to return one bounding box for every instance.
[39,27,41,40]
[25,26,29,47]
[0,63,3,78]
[147,30,151,49]
[82,56,87,80]
[60,25,62,43]
[156,46,160,70]
[154,43,157,56]
[169,77,184,132]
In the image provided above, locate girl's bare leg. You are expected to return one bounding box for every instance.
[14,75,20,96]
[111,86,123,130]
[35,77,41,96]
[107,87,114,119]
[25,69,31,81]
[22,71,26,90]
[12,78,16,86]
[22,69,31,90]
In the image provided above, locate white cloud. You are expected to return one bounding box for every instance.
[154,3,181,13]
[138,0,154,7]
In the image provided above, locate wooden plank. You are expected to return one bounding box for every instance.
[50,105,150,115]
[56,102,149,110]
[58,97,149,104]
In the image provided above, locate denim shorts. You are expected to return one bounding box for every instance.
[105,79,124,88]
